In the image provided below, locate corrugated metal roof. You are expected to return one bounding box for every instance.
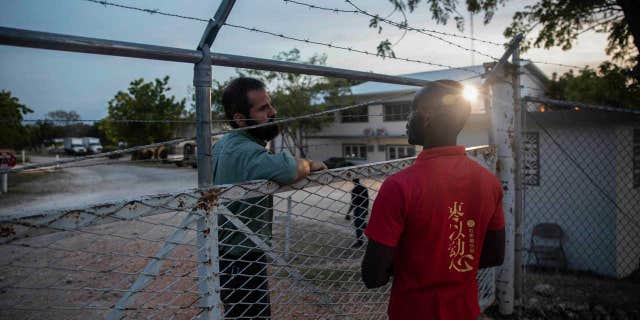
[350,65,486,95]
[349,62,547,96]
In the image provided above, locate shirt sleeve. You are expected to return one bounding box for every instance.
[245,146,298,185]
[487,186,505,231]
[364,178,405,247]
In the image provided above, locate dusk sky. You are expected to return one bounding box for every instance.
[1,0,611,120]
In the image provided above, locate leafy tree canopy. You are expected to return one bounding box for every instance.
[371,0,639,81]
[546,62,640,109]
[0,90,33,150]
[100,76,187,146]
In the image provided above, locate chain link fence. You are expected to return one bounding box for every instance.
[520,102,640,318]
[0,146,496,319]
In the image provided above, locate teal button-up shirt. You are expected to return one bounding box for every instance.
[212,130,297,257]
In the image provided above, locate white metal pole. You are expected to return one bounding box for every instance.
[491,67,516,316]
[21,150,25,163]
[512,44,524,304]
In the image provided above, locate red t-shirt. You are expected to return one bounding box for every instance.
[365,146,505,320]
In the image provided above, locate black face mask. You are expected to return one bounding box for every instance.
[245,118,280,142]
[407,110,426,146]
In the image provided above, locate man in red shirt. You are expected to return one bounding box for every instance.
[362,80,505,320]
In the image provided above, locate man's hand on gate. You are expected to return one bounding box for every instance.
[309,160,328,172]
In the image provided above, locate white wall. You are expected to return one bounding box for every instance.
[615,126,640,277]
[523,123,619,277]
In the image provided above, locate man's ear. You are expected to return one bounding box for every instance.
[233,113,246,127]
[421,109,432,129]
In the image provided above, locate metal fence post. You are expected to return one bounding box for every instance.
[484,34,523,316]
[194,42,222,320]
[195,2,236,319]
[512,44,524,305]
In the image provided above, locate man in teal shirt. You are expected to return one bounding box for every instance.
[213,77,326,319]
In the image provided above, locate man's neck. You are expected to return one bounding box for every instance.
[421,138,457,150]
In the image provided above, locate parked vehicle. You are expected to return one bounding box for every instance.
[63,137,86,155]
[165,140,197,168]
[323,157,355,169]
[82,137,103,154]
[165,138,217,168]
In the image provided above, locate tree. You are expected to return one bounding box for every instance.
[370,0,640,81]
[546,62,640,109]
[45,109,81,125]
[213,49,356,157]
[0,90,33,150]
[100,76,187,147]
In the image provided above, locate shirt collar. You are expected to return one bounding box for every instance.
[236,129,267,147]
[417,145,466,161]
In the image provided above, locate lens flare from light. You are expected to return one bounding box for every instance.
[463,85,478,102]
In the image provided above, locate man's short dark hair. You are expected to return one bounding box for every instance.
[413,79,471,135]
[222,77,266,128]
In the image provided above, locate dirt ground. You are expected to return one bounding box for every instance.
[484,269,640,320]
[0,178,389,319]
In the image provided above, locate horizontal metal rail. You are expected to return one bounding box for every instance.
[523,96,640,114]
[0,146,495,241]
[0,26,431,87]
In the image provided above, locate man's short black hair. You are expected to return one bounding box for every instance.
[222,77,266,128]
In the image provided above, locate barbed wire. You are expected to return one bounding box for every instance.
[78,0,482,75]
[281,0,503,47]
[79,0,209,22]
[281,1,596,71]
[223,22,483,75]
[80,0,590,75]
[526,60,586,69]
[343,0,500,61]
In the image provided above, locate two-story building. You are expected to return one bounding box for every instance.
[290,62,547,164]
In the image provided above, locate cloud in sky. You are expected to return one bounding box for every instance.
[0,0,611,120]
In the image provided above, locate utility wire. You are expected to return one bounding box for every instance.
[12,118,287,124]
[2,93,409,174]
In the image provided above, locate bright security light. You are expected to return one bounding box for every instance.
[463,85,478,102]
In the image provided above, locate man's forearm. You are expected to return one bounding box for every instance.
[361,239,394,289]
[294,159,311,182]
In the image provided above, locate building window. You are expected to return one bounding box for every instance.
[383,102,411,121]
[341,105,368,123]
[634,129,640,188]
[523,132,540,186]
[386,145,416,160]
[343,144,367,160]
